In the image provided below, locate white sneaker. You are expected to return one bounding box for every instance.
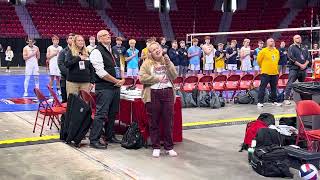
[5,69,8,72]
[257,103,264,107]
[57,90,61,96]
[166,149,178,157]
[284,100,291,105]
[8,70,10,73]
[152,149,160,158]
[273,102,282,106]
[23,92,28,97]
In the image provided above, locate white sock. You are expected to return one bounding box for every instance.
[24,75,30,92]
[34,76,39,89]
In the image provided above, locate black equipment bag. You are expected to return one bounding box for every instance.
[234,92,252,104]
[284,145,320,169]
[255,128,283,148]
[197,90,211,107]
[248,88,269,104]
[209,91,221,109]
[251,145,293,178]
[121,121,144,149]
[62,94,92,145]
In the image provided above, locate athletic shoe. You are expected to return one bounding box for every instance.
[273,102,282,106]
[284,100,291,105]
[57,90,61,96]
[257,103,264,107]
[5,69,8,72]
[8,70,10,73]
[152,149,161,158]
[23,92,28,97]
[166,149,178,157]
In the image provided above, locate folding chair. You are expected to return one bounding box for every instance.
[181,76,198,93]
[277,73,289,89]
[79,90,96,119]
[239,74,254,91]
[296,100,320,152]
[33,88,66,136]
[225,74,241,100]
[47,85,67,108]
[253,74,261,88]
[212,75,227,96]
[198,75,213,92]
[173,76,184,89]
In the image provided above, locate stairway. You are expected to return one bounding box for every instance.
[215,12,233,43]
[272,9,302,40]
[15,5,40,38]
[159,12,175,40]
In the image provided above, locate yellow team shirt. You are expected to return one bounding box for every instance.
[215,52,225,69]
[257,47,280,75]
[142,48,148,60]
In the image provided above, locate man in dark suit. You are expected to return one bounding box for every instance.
[89,30,125,149]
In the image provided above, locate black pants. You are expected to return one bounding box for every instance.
[258,74,278,103]
[89,88,120,143]
[60,79,67,103]
[284,69,306,100]
[6,61,11,70]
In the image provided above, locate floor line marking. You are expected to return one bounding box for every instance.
[0,135,59,145]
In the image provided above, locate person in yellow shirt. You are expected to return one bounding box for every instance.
[256,38,282,107]
[214,43,225,75]
[140,38,156,66]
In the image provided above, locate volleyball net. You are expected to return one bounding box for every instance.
[186,26,320,51]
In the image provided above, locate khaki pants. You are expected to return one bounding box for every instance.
[66,81,90,97]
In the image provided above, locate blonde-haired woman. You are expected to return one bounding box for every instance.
[65,35,95,97]
[139,42,178,158]
[5,46,14,72]
[240,38,252,76]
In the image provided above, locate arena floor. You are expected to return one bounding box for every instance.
[0,67,299,180]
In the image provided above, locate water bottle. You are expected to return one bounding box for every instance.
[248,140,256,163]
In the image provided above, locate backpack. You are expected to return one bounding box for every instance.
[239,113,275,151]
[176,90,186,108]
[255,128,283,148]
[248,88,269,104]
[234,92,252,104]
[209,92,221,109]
[251,145,293,178]
[121,122,144,149]
[184,92,198,107]
[197,90,211,107]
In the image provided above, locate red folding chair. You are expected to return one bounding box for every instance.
[253,74,261,88]
[181,76,198,93]
[277,73,289,89]
[197,75,213,92]
[79,90,96,119]
[296,100,320,152]
[225,74,241,100]
[47,85,67,108]
[173,76,184,89]
[33,88,66,136]
[212,75,227,95]
[239,74,254,91]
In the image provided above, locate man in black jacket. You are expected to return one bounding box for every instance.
[178,40,189,77]
[89,30,125,149]
[284,35,311,105]
[57,33,75,103]
[168,40,180,74]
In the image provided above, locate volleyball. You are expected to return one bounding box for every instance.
[299,164,318,180]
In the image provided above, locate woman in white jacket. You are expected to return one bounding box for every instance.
[5,46,14,72]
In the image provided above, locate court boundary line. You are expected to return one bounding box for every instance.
[0,113,296,146]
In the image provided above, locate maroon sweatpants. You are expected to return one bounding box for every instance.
[146,87,174,150]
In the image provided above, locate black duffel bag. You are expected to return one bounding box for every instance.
[251,145,293,178]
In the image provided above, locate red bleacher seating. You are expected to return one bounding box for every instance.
[0,1,26,38]
[26,0,109,38]
[107,1,163,40]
